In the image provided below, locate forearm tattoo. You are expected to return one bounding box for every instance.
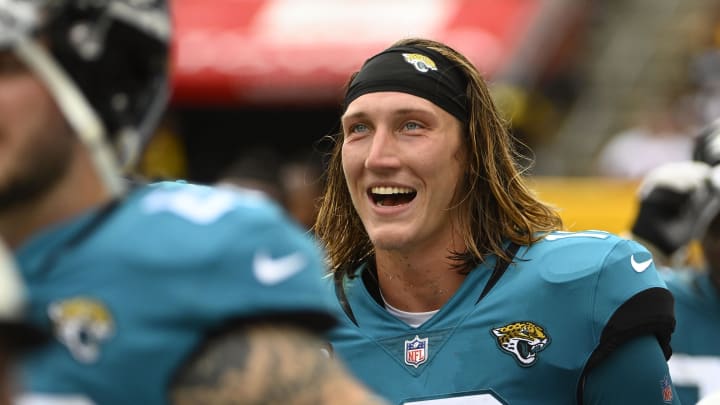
[170,324,388,405]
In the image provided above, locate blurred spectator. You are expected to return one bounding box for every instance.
[595,103,694,178]
[687,17,720,125]
[218,147,328,231]
[281,151,324,230]
[689,47,720,126]
[217,146,286,204]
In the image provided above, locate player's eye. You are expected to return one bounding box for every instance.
[403,121,422,131]
[354,123,369,133]
[347,123,369,135]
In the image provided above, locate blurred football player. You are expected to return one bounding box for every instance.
[0,0,385,404]
[631,119,720,404]
[0,239,46,405]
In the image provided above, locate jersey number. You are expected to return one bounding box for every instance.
[142,186,238,224]
[403,392,504,404]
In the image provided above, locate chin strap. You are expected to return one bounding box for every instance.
[14,38,126,197]
[0,238,26,322]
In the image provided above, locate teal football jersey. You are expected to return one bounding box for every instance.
[663,269,720,404]
[15,182,336,404]
[328,231,676,404]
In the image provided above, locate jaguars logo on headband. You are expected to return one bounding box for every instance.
[49,297,114,364]
[402,53,437,73]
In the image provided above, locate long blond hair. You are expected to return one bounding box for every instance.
[314,38,562,276]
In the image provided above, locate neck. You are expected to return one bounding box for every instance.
[0,146,113,250]
[374,233,467,313]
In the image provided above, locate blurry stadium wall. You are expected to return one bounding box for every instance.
[150,0,586,183]
[528,177,639,235]
[169,0,548,106]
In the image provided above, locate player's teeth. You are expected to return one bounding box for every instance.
[371,186,414,195]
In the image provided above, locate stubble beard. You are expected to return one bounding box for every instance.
[0,134,74,213]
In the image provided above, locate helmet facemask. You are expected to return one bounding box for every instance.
[0,0,171,195]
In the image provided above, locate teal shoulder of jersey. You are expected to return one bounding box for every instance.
[326,230,674,404]
[16,181,336,405]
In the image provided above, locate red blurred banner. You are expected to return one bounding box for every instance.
[170,0,541,106]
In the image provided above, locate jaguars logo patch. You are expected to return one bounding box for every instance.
[402,53,438,73]
[491,321,550,367]
[49,298,114,364]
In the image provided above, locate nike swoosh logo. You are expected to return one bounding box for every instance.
[253,251,307,285]
[630,255,653,273]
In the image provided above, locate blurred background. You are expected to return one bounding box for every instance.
[137,0,720,235]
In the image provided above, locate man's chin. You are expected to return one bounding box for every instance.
[369,233,413,252]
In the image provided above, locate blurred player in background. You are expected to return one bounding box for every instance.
[0,240,46,405]
[0,0,385,404]
[315,37,679,404]
[217,146,287,204]
[631,118,720,404]
[282,150,325,231]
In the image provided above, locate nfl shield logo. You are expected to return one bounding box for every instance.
[405,335,428,368]
[661,375,673,403]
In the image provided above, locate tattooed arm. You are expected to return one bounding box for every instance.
[169,323,388,405]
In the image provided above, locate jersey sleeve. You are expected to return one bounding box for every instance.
[218,208,338,332]
[137,184,338,335]
[587,239,675,371]
[583,335,680,404]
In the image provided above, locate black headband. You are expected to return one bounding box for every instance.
[344,45,469,123]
